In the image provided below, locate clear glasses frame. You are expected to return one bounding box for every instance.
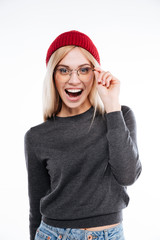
[53,65,95,81]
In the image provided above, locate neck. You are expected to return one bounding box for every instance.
[57,101,91,117]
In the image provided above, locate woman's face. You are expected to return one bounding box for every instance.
[54,47,94,113]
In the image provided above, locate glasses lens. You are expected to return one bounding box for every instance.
[78,67,91,75]
[78,67,93,81]
[56,67,70,75]
[55,66,94,81]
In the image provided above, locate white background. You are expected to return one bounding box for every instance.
[0,0,160,239]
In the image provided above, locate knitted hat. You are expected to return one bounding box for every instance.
[46,30,100,65]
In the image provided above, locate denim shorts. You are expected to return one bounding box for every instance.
[34,221,125,240]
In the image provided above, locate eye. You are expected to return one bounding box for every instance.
[79,67,91,75]
[58,68,69,75]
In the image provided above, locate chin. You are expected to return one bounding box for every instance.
[62,95,90,111]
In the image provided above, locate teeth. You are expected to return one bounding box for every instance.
[66,89,82,93]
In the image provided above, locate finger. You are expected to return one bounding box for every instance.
[94,70,111,85]
[102,71,111,82]
[101,72,112,86]
[96,70,108,85]
[102,73,119,87]
[94,71,100,83]
[94,68,103,84]
[105,75,113,88]
[107,79,121,90]
[94,69,119,87]
[94,67,102,73]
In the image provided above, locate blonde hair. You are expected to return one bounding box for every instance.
[42,46,105,122]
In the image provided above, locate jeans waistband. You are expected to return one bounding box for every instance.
[40,220,123,235]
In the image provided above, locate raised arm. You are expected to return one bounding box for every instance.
[105,106,142,186]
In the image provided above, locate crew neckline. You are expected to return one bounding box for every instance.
[53,106,94,121]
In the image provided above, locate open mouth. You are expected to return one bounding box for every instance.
[65,89,83,98]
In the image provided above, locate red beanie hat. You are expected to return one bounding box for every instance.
[46,30,100,65]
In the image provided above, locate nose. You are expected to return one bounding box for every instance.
[68,71,81,84]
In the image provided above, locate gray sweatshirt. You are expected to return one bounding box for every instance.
[24,105,142,240]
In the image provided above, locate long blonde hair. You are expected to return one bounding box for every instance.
[42,46,105,121]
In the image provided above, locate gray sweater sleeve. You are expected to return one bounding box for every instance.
[105,107,142,186]
[24,130,51,240]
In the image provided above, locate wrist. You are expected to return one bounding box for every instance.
[104,103,121,113]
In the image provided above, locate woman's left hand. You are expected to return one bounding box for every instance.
[94,67,121,113]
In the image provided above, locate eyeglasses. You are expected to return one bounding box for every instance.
[54,65,95,81]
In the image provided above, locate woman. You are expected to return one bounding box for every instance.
[24,30,142,240]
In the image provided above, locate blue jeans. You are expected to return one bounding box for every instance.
[34,221,125,240]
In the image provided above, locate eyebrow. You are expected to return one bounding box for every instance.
[56,63,91,68]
